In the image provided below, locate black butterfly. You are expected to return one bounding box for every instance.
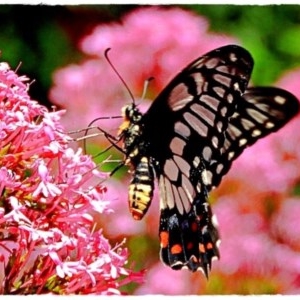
[117,45,299,277]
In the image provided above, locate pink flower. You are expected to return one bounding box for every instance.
[0,61,144,294]
[134,263,199,295]
[271,198,300,253]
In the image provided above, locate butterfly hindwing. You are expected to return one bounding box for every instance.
[158,188,220,276]
[156,122,223,273]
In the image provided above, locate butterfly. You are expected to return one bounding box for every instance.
[116,44,299,277]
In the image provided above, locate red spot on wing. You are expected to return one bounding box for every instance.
[191,221,198,232]
[187,242,194,250]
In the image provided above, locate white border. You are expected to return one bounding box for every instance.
[0,1,298,297]
[1,0,299,4]
[0,296,299,298]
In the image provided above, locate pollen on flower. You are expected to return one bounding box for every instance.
[0,61,144,294]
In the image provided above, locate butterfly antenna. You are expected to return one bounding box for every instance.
[104,48,136,104]
[141,76,154,101]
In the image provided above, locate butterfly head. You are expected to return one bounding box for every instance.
[119,103,144,157]
[122,103,142,121]
[118,103,142,135]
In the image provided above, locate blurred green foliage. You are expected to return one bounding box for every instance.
[0,5,135,107]
[0,4,299,106]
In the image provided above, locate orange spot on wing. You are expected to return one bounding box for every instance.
[159,231,169,248]
[206,242,213,250]
[171,244,182,255]
[199,243,205,253]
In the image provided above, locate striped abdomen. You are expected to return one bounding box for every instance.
[128,156,155,220]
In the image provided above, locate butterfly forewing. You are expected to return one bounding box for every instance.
[209,87,300,188]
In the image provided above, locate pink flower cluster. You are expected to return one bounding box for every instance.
[0,62,144,294]
[49,6,300,295]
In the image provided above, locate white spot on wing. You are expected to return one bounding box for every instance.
[211,214,219,227]
[164,159,178,181]
[170,137,186,156]
[266,121,274,129]
[169,83,193,111]
[212,136,219,148]
[213,86,226,98]
[201,169,212,185]
[205,58,219,68]
[246,108,268,123]
[216,65,230,73]
[239,138,247,146]
[175,121,191,138]
[216,121,223,132]
[158,176,167,210]
[228,151,235,160]
[220,106,227,116]
[178,187,191,213]
[164,177,175,210]
[173,155,191,177]
[193,156,201,168]
[191,73,205,95]
[159,176,175,209]
[229,52,237,62]
[191,103,216,127]
[196,183,202,192]
[216,163,224,174]
[203,146,212,161]
[172,185,184,215]
[274,95,286,104]
[213,74,232,86]
[233,82,240,91]
[227,93,234,103]
[184,112,208,137]
[241,118,255,130]
[228,125,242,138]
[201,94,220,111]
[252,129,261,137]
[181,175,195,204]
